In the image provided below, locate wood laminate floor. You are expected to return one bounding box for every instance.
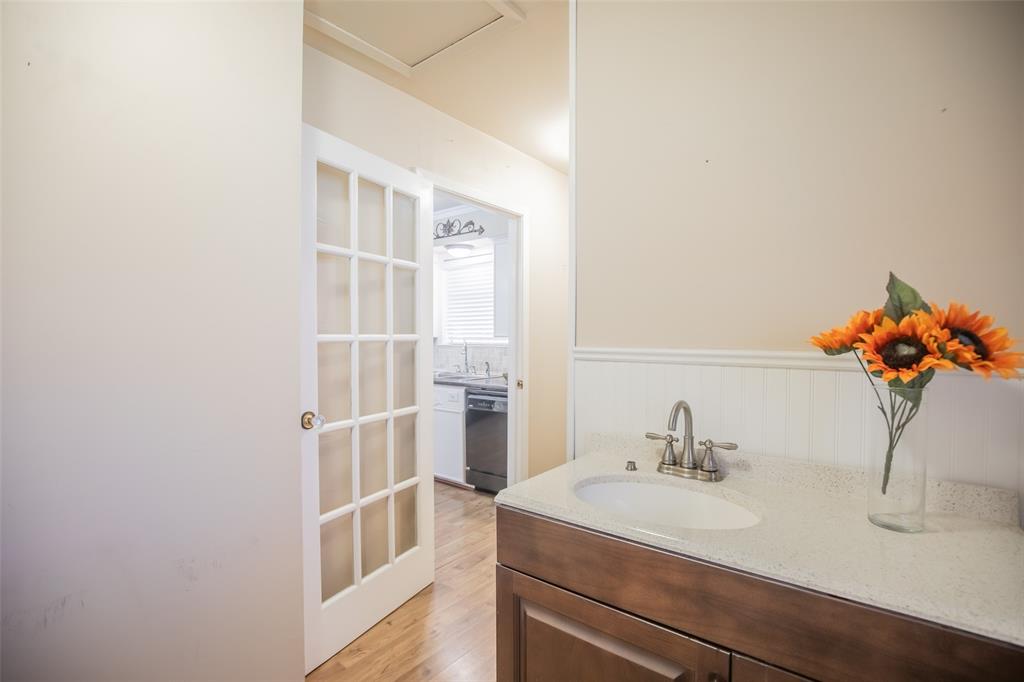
[307,482,497,682]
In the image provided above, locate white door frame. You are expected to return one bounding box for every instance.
[414,168,530,485]
[567,0,578,462]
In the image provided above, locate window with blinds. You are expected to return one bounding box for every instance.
[441,255,500,343]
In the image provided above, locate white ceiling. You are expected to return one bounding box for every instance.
[304,0,569,173]
[306,1,503,67]
[434,189,473,213]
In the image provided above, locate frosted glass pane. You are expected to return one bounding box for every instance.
[395,414,416,484]
[359,260,387,335]
[394,268,416,335]
[316,162,350,248]
[393,191,416,262]
[395,486,417,557]
[358,178,386,256]
[394,341,416,410]
[359,420,388,498]
[317,253,351,334]
[319,428,353,513]
[320,513,354,601]
[359,342,387,416]
[317,343,351,423]
[360,498,388,576]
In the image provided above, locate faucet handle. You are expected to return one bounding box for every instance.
[646,432,680,466]
[697,439,738,481]
[645,432,679,444]
[698,439,737,451]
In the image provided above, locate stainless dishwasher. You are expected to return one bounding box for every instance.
[464,389,508,493]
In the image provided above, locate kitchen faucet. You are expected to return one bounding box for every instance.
[462,340,469,374]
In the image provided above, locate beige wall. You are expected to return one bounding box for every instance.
[2,2,304,679]
[303,46,569,476]
[577,1,1024,350]
[0,2,4,671]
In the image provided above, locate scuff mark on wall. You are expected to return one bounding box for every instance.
[174,557,224,592]
[1,591,88,635]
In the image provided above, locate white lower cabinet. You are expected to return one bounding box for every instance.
[433,385,466,484]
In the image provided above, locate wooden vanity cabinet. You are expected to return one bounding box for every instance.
[495,506,1024,682]
[497,565,730,681]
[731,655,809,682]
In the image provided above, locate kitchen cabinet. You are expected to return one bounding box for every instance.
[496,506,1024,681]
[433,385,465,484]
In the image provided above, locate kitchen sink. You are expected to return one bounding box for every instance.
[574,479,760,530]
[434,371,508,388]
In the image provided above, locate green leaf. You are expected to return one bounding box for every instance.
[883,272,931,321]
[887,368,933,410]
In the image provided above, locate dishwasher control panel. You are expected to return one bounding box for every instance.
[467,394,507,413]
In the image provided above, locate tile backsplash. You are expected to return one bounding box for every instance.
[434,342,510,375]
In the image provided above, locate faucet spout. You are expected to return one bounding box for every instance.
[666,400,697,469]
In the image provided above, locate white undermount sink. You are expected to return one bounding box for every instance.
[574,480,761,530]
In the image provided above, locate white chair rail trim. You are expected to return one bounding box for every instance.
[573,346,1010,378]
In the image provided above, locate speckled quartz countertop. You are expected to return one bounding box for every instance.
[495,436,1024,647]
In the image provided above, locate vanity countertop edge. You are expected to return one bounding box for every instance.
[494,441,1024,649]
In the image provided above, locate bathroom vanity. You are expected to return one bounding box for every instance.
[494,444,1024,681]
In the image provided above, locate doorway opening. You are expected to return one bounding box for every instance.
[427,184,527,496]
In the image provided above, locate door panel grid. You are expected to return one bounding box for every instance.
[303,125,434,673]
[314,163,422,603]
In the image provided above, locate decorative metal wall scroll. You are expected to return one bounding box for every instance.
[434,218,485,240]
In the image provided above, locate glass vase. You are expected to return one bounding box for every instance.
[865,382,927,533]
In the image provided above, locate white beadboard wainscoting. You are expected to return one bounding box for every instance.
[573,348,1024,523]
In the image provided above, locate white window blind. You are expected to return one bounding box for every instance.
[442,257,496,343]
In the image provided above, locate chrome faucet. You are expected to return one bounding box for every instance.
[484,361,491,377]
[645,400,738,481]
[462,340,469,374]
[646,400,697,472]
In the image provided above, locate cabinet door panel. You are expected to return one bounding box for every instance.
[522,602,687,681]
[498,565,729,682]
[733,654,811,682]
[433,408,465,483]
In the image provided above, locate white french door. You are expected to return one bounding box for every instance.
[300,124,434,673]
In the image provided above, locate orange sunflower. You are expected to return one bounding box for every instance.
[931,302,1023,379]
[854,312,956,383]
[810,308,884,355]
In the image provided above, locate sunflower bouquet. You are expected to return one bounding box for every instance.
[811,274,1022,529]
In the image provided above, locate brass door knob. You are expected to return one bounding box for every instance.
[301,411,326,430]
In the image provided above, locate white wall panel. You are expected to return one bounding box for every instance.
[574,349,1024,525]
[810,371,837,466]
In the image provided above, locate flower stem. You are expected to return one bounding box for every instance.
[855,352,890,432]
[882,443,895,494]
[853,351,917,496]
[882,398,920,494]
